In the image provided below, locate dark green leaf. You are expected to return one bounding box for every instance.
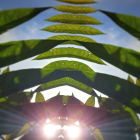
[56,0,96,4]
[46,14,102,25]
[41,24,104,35]
[99,97,140,127]
[0,7,51,34]
[0,91,33,106]
[85,96,95,107]
[77,41,140,79]
[100,10,140,39]
[47,35,97,46]
[35,92,45,102]
[127,75,134,84]
[34,47,105,65]
[2,67,9,74]
[0,39,65,68]
[0,67,140,112]
[54,5,97,14]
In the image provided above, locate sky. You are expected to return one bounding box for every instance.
[0,0,140,105]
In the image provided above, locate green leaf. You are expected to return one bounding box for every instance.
[2,67,9,74]
[34,47,105,65]
[77,41,140,79]
[90,126,104,140]
[0,91,33,106]
[5,122,35,140]
[0,39,65,68]
[136,79,140,86]
[41,24,104,35]
[56,0,96,4]
[100,10,140,39]
[99,97,140,127]
[35,77,97,96]
[0,68,140,113]
[46,14,102,25]
[47,35,97,46]
[0,7,51,34]
[54,5,97,14]
[127,75,134,84]
[35,92,45,102]
[85,96,95,107]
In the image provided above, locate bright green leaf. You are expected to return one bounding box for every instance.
[41,24,104,35]
[100,10,140,40]
[56,0,96,4]
[136,79,140,87]
[2,67,9,74]
[47,35,97,46]
[0,7,51,34]
[54,5,97,14]
[34,47,105,65]
[85,96,95,107]
[0,39,65,68]
[77,41,140,79]
[127,75,134,84]
[46,14,102,25]
[35,92,45,102]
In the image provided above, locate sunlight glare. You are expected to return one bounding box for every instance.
[68,126,80,138]
[43,124,56,136]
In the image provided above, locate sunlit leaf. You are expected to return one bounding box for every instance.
[85,96,95,107]
[90,126,104,140]
[127,75,134,84]
[46,14,102,25]
[41,24,104,35]
[100,10,140,40]
[57,0,96,4]
[2,67,9,74]
[35,92,45,102]
[0,7,51,34]
[77,41,140,79]
[34,47,105,65]
[136,79,140,87]
[0,39,65,68]
[54,5,97,14]
[47,35,97,46]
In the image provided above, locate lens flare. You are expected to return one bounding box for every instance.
[43,124,56,136]
[68,126,80,138]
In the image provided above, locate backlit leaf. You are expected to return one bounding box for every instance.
[41,24,104,35]
[34,47,105,65]
[54,5,97,14]
[0,39,65,68]
[35,92,45,102]
[2,67,9,74]
[0,68,140,112]
[136,79,140,87]
[85,96,95,107]
[47,35,97,46]
[77,41,140,79]
[100,10,140,40]
[0,7,51,34]
[127,75,134,84]
[46,14,102,25]
[56,0,96,4]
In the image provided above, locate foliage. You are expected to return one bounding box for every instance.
[0,0,140,140]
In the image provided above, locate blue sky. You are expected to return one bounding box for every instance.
[0,0,140,104]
